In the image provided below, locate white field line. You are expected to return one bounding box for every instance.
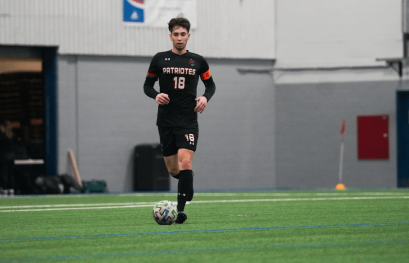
[191,196,409,203]
[2,193,406,210]
[0,204,154,212]
[192,192,408,197]
[1,196,408,213]
[0,202,152,209]
[5,192,407,199]
[119,192,409,197]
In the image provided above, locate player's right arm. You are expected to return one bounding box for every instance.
[143,54,170,105]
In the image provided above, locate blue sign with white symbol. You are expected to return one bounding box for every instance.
[123,0,144,23]
[122,0,197,28]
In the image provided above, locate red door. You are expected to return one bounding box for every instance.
[357,115,389,159]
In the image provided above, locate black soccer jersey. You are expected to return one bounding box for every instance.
[144,50,215,128]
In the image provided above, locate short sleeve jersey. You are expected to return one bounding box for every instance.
[146,50,212,128]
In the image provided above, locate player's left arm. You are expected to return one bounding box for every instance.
[194,76,215,113]
[195,60,216,114]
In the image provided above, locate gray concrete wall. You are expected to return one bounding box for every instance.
[58,55,276,192]
[275,79,403,188]
[194,60,276,190]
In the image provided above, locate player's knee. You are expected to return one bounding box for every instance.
[179,159,192,170]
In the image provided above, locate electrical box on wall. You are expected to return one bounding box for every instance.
[357,115,389,159]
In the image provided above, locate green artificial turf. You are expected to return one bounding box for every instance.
[0,190,408,262]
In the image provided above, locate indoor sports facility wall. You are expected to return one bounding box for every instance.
[1,0,408,191]
[0,0,275,59]
[275,0,402,68]
[274,69,407,188]
[58,56,275,191]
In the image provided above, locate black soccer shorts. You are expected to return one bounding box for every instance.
[158,126,199,157]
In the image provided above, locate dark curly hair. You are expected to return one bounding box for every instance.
[168,17,191,33]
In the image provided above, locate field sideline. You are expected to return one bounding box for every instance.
[1,189,408,262]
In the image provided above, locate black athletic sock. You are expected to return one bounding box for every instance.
[177,170,193,212]
[187,171,194,201]
[171,173,180,179]
[187,187,194,202]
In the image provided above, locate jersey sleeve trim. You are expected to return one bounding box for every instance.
[147,72,157,77]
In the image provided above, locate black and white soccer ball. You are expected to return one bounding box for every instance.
[152,200,178,225]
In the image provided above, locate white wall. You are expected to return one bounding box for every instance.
[0,0,275,59]
[194,0,275,59]
[276,0,402,68]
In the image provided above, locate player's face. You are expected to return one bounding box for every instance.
[170,26,190,53]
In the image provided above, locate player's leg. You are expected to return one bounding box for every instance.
[162,128,197,224]
[163,154,179,178]
[158,126,180,179]
[178,148,194,170]
[175,129,198,202]
[162,149,192,224]
[177,147,194,200]
[180,131,197,203]
[175,148,194,224]
[174,129,198,224]
[177,148,194,201]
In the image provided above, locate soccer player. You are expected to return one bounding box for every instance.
[143,17,216,224]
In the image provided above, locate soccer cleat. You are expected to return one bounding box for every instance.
[175,211,187,224]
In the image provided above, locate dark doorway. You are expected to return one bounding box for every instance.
[0,46,57,193]
[397,90,409,188]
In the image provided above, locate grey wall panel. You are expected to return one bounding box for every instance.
[57,56,79,174]
[275,81,398,188]
[74,56,158,191]
[57,55,276,191]
[193,59,276,190]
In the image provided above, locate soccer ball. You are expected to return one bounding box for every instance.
[152,200,178,225]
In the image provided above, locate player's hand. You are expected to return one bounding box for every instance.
[155,93,170,105]
[194,96,207,113]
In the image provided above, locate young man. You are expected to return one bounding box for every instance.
[143,17,216,224]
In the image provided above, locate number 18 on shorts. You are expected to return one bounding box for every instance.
[158,127,199,156]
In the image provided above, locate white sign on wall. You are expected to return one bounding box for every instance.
[123,0,197,28]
